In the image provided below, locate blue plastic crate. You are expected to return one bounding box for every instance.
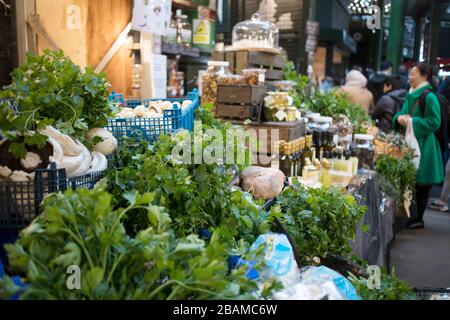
[107,90,199,144]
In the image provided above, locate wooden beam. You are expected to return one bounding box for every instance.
[94,22,132,73]
[26,14,59,50]
[15,0,36,64]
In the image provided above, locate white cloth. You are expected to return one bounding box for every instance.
[345,70,368,88]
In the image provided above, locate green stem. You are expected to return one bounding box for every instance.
[61,227,94,270]
[148,280,177,299]
[59,99,78,122]
[106,252,125,284]
[167,280,229,300]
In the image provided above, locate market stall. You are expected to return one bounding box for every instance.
[1,11,443,301]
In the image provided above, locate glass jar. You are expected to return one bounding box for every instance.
[232,13,279,50]
[167,71,185,98]
[201,61,230,106]
[164,14,178,44]
[217,74,246,86]
[270,80,297,92]
[176,10,192,47]
[351,134,375,170]
[242,68,266,85]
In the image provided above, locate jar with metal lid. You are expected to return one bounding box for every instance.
[201,61,230,106]
[232,13,279,50]
[242,68,266,85]
[263,92,292,122]
[176,10,192,47]
[270,80,297,92]
[351,134,375,170]
[164,14,178,44]
[315,116,333,132]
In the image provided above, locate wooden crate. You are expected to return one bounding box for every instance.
[230,120,306,155]
[217,85,266,105]
[223,49,286,81]
[216,103,261,121]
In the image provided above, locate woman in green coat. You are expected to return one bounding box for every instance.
[393,62,444,229]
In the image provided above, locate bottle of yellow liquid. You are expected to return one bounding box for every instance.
[320,159,332,188]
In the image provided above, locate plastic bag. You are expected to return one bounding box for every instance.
[298,266,361,300]
[405,121,421,169]
[249,233,300,286]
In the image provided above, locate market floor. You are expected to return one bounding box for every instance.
[390,188,450,289]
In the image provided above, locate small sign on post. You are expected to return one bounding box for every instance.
[132,0,172,36]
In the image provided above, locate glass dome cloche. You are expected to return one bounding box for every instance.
[232,13,280,50]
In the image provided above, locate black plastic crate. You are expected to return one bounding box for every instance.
[414,288,450,300]
[0,163,104,267]
[0,163,104,229]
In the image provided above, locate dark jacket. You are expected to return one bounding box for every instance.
[370,89,407,133]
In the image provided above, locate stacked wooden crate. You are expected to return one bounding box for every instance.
[216,85,266,121]
[212,49,286,81]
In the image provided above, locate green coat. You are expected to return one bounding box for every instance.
[393,84,444,185]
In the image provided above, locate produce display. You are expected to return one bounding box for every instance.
[114,100,193,119]
[0,50,424,301]
[0,50,114,159]
[271,183,367,262]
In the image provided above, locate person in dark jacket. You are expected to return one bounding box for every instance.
[370,76,407,133]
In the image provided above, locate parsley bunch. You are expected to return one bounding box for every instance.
[0,50,114,158]
[0,183,279,300]
[271,183,367,261]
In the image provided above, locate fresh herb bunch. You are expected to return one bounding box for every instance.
[270,183,367,261]
[283,61,311,108]
[375,153,416,210]
[0,183,280,300]
[0,50,114,158]
[281,62,372,131]
[308,90,372,132]
[106,132,270,242]
[348,268,417,300]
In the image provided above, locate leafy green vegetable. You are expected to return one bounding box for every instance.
[282,61,372,132]
[106,132,270,243]
[271,183,367,261]
[348,267,417,300]
[0,50,114,158]
[283,61,311,108]
[0,183,279,300]
[375,153,416,211]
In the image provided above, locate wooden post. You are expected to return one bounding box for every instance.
[15,0,36,64]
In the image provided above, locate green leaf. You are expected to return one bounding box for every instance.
[135,192,155,205]
[83,267,104,294]
[8,142,28,159]
[53,242,81,266]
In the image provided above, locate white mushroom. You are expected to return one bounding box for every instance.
[39,126,82,156]
[87,151,108,174]
[20,152,43,171]
[0,165,12,178]
[47,137,65,168]
[9,170,31,182]
[134,105,148,118]
[160,101,173,110]
[182,100,193,109]
[86,128,118,156]
[148,105,162,114]
[68,141,91,177]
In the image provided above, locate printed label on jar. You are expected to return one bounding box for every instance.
[165,27,177,43]
[181,29,192,43]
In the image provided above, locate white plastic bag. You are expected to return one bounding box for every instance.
[405,120,421,170]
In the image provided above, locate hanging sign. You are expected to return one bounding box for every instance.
[193,19,211,45]
[132,0,172,35]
